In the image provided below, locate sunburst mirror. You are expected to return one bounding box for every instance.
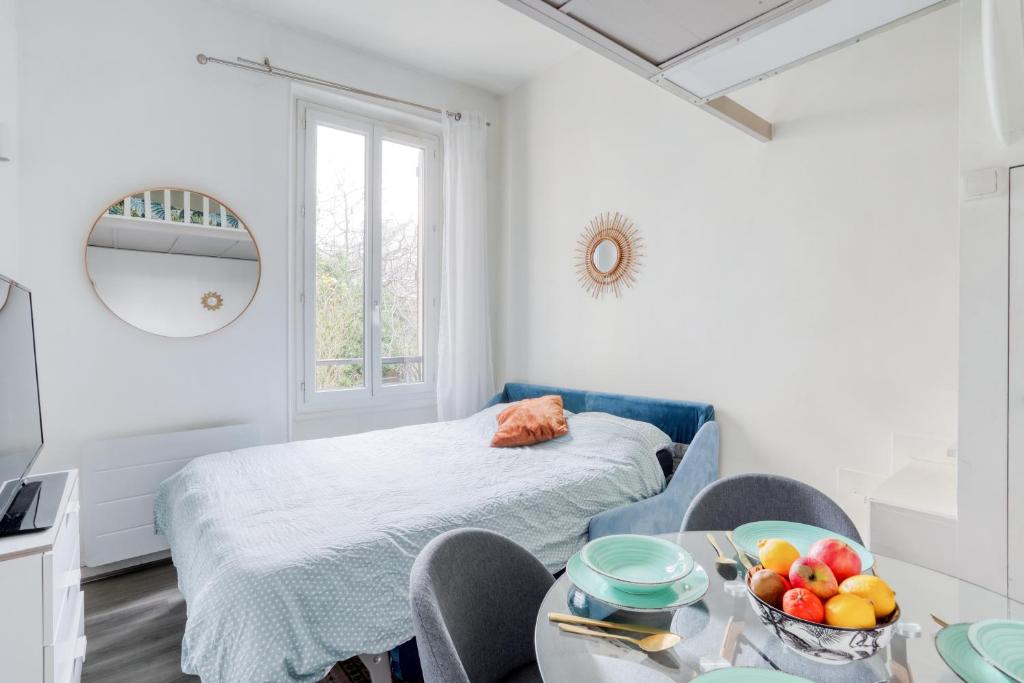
[575,212,643,298]
[201,291,224,311]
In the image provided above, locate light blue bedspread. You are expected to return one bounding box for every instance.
[154,405,669,682]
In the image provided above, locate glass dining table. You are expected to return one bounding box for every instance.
[534,531,1024,682]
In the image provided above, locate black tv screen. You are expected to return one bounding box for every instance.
[0,275,44,517]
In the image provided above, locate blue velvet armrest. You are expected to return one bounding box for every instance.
[588,421,720,539]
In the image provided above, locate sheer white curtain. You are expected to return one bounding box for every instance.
[436,112,494,420]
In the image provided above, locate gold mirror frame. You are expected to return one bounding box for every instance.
[575,212,643,298]
[84,187,261,338]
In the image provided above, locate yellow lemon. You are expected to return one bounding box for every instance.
[824,594,876,629]
[757,538,800,575]
[839,575,896,619]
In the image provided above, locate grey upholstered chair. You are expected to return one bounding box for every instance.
[409,528,553,683]
[681,473,863,543]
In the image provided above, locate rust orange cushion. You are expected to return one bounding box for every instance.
[491,395,569,447]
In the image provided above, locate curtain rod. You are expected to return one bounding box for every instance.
[197,54,488,125]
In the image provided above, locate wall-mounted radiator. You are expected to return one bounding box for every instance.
[80,423,261,568]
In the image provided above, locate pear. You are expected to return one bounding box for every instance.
[750,568,789,607]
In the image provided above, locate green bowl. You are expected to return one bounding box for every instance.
[936,623,1016,683]
[580,534,694,595]
[968,620,1024,682]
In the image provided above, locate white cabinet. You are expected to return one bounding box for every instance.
[0,470,84,683]
[1011,167,1024,602]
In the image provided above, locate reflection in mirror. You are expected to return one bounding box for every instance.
[592,239,619,274]
[85,189,260,337]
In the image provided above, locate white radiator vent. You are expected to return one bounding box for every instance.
[80,423,260,567]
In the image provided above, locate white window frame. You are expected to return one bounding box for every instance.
[295,99,441,414]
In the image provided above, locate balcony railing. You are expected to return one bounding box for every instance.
[315,355,423,367]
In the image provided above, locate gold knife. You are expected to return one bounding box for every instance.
[548,612,675,636]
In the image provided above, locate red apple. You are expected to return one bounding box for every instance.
[808,538,862,584]
[782,587,825,623]
[788,556,838,600]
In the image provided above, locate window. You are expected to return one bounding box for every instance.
[297,101,439,411]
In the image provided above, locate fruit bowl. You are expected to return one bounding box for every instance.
[579,534,694,595]
[745,564,900,664]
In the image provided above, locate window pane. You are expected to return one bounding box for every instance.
[315,125,366,391]
[380,140,424,386]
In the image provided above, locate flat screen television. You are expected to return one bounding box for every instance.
[0,274,64,536]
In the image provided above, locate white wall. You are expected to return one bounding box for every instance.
[957,0,1019,598]
[16,0,499,472]
[0,0,19,280]
[86,247,259,338]
[499,7,960,515]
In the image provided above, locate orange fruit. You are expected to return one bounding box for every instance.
[839,575,896,619]
[824,593,876,629]
[757,538,800,575]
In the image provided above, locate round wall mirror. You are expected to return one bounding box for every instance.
[575,212,643,298]
[591,238,620,274]
[85,189,260,337]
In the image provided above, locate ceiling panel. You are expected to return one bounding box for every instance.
[87,224,114,249]
[112,229,178,254]
[89,216,258,260]
[663,0,946,99]
[559,0,792,65]
[219,241,260,261]
[171,235,258,261]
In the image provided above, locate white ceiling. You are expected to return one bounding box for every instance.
[211,0,580,94]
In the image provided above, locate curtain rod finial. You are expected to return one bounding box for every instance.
[196,53,208,65]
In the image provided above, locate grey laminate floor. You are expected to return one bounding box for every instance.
[81,563,367,683]
[82,563,197,683]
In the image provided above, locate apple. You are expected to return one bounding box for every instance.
[782,587,824,623]
[788,556,838,600]
[750,568,790,607]
[808,538,862,583]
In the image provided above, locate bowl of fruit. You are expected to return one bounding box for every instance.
[745,537,900,665]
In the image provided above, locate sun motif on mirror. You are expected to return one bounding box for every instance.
[575,212,643,298]
[201,291,224,311]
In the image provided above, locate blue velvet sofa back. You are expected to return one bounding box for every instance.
[486,382,715,445]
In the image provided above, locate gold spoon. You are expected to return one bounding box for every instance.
[706,533,739,579]
[557,623,681,652]
[931,613,950,629]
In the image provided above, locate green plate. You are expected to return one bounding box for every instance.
[693,669,812,682]
[566,552,708,612]
[580,534,694,594]
[969,620,1024,682]
[731,521,873,570]
[935,623,1015,683]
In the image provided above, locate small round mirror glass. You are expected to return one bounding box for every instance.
[592,238,619,274]
[85,189,260,337]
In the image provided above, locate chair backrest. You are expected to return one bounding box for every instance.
[681,473,863,543]
[409,528,554,683]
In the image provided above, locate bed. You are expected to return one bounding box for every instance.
[154,383,716,683]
